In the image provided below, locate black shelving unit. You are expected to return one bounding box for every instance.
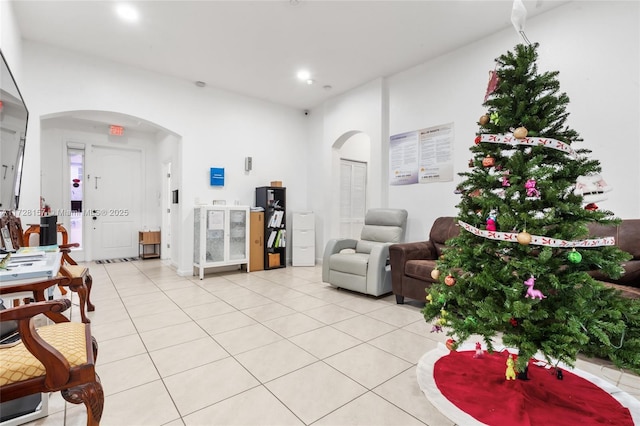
[255,186,286,269]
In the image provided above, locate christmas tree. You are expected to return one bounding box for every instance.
[423,43,640,375]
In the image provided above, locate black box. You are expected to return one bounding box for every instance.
[39,215,58,246]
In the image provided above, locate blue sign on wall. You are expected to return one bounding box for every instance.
[210,167,225,186]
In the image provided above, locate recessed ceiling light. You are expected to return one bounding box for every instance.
[116,4,139,23]
[306,79,315,85]
[296,70,311,81]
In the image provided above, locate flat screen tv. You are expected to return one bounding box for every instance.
[0,49,28,211]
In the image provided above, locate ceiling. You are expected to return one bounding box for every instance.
[11,1,568,111]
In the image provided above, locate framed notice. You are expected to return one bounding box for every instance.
[389,122,454,185]
[210,167,225,186]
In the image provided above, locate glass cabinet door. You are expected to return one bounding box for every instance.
[229,208,247,260]
[206,208,225,262]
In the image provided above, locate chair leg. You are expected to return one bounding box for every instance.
[58,284,68,295]
[395,294,404,304]
[85,274,95,312]
[61,375,104,426]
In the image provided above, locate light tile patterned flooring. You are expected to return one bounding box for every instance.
[24,260,640,425]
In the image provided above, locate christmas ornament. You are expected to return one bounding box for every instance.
[509,317,518,327]
[479,114,490,125]
[430,324,443,333]
[477,133,578,159]
[444,275,456,286]
[437,294,447,304]
[446,338,457,351]
[513,126,528,139]
[567,249,582,264]
[482,155,495,167]
[431,269,440,280]
[501,170,511,187]
[426,293,433,303]
[474,135,481,145]
[585,203,599,211]
[474,342,484,359]
[525,179,540,198]
[523,276,546,300]
[484,70,499,101]
[490,111,500,125]
[464,316,477,326]
[468,158,474,168]
[517,231,532,245]
[506,354,517,380]
[574,174,613,203]
[486,210,497,231]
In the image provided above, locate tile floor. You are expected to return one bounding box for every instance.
[21,260,640,425]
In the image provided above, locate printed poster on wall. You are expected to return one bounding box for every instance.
[389,123,454,185]
[389,130,419,185]
[418,123,453,183]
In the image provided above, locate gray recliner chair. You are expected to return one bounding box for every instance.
[322,208,408,296]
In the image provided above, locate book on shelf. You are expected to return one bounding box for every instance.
[267,230,277,248]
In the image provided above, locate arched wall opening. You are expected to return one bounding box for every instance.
[38,110,181,264]
[330,130,371,238]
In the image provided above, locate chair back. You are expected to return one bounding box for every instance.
[356,208,408,253]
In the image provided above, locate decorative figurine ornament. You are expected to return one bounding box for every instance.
[523,276,546,300]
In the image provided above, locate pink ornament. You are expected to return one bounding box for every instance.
[523,276,546,300]
[501,170,511,187]
[486,210,497,231]
[525,179,540,198]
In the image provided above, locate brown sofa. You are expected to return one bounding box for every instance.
[389,217,640,304]
[389,217,459,304]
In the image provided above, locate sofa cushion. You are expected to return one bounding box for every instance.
[405,259,437,283]
[428,217,460,257]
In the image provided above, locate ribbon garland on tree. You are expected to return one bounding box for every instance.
[458,220,615,248]
[476,133,578,159]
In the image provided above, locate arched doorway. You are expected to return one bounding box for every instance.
[39,110,180,262]
[331,131,371,239]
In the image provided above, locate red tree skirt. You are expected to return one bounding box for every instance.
[417,344,640,426]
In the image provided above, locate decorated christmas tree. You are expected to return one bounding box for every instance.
[423,43,640,375]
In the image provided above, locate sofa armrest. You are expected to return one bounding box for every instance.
[322,238,358,282]
[365,243,392,294]
[389,241,435,289]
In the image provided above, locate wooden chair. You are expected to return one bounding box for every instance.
[0,211,95,323]
[0,292,103,425]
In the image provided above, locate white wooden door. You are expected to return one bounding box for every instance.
[87,145,143,260]
[339,159,367,239]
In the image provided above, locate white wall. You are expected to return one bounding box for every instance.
[386,1,639,243]
[19,42,309,274]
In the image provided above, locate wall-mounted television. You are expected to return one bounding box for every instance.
[0,49,28,211]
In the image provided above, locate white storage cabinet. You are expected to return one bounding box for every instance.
[194,206,250,279]
[292,211,315,266]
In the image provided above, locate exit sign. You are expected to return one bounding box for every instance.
[109,125,124,136]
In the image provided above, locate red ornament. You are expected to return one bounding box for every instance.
[509,317,518,327]
[585,203,599,211]
[444,275,456,286]
[482,156,495,167]
[446,338,456,351]
[484,69,499,101]
[474,136,481,145]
